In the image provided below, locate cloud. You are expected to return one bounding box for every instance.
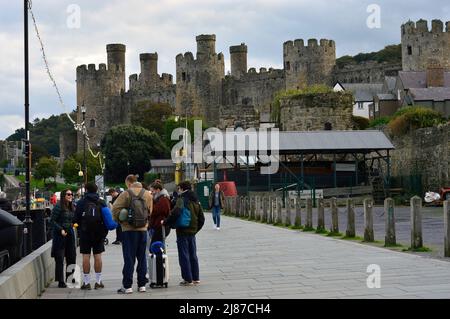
[1,0,449,139]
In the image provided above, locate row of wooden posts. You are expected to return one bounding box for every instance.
[223,195,450,257]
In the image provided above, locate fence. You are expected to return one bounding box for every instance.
[223,194,450,256]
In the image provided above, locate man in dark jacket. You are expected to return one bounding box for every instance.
[208,183,225,230]
[108,188,122,245]
[73,183,107,290]
[163,181,205,286]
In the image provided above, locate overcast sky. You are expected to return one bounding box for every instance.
[0,0,449,139]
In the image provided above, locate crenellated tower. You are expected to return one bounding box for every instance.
[401,19,450,71]
[283,38,336,90]
[76,44,126,152]
[230,43,248,79]
[176,34,225,125]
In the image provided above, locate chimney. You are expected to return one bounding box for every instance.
[426,66,445,87]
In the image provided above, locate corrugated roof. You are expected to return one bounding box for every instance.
[409,87,450,101]
[205,130,394,154]
[150,159,175,167]
[341,83,383,102]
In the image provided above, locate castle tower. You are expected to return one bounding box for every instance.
[76,44,126,152]
[283,38,336,90]
[139,53,158,82]
[176,34,225,125]
[230,43,248,79]
[401,19,450,71]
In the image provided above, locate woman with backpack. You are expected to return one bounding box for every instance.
[50,189,77,288]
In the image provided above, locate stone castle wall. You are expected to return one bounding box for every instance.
[402,19,450,71]
[390,123,450,191]
[334,61,402,84]
[279,92,354,131]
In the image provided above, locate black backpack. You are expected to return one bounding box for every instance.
[81,199,105,235]
[127,189,149,228]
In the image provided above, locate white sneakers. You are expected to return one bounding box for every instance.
[138,286,146,293]
[216,227,220,230]
[117,287,133,294]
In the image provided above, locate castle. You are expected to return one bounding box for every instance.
[71,19,450,156]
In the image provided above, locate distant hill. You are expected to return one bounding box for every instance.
[7,112,76,157]
[336,44,401,69]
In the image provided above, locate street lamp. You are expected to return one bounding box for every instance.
[23,0,33,255]
[80,104,87,190]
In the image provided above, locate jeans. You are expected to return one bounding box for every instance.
[116,224,123,242]
[121,231,148,289]
[176,235,199,282]
[212,205,221,227]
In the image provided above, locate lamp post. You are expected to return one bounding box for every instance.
[76,163,83,195]
[23,0,33,255]
[80,105,87,189]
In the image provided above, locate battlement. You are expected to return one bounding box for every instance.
[176,52,195,63]
[283,38,335,52]
[196,34,216,42]
[76,63,123,76]
[402,19,450,34]
[230,43,248,53]
[140,53,158,61]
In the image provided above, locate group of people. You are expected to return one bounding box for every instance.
[49,174,209,294]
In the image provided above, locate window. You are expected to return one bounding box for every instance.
[285,61,290,71]
[182,72,186,81]
[324,122,332,130]
[375,102,379,112]
[358,102,364,110]
[90,119,96,128]
[407,45,412,55]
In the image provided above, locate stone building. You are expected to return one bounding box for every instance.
[279,91,354,131]
[402,19,450,72]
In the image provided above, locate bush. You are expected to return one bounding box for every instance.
[369,116,390,127]
[352,116,370,130]
[144,172,160,186]
[388,106,446,136]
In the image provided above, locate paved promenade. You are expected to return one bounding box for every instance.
[41,213,450,299]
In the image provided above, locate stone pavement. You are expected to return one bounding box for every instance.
[40,213,450,299]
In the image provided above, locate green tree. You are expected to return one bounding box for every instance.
[61,152,102,185]
[34,157,58,183]
[103,125,169,183]
[31,144,49,165]
[163,116,209,150]
[131,101,173,137]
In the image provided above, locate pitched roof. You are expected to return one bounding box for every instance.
[409,87,450,101]
[399,71,450,89]
[376,93,396,101]
[340,83,383,102]
[150,159,175,167]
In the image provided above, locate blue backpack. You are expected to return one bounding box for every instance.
[174,198,191,228]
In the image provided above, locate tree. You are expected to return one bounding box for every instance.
[31,144,49,165]
[103,125,169,183]
[61,152,102,185]
[163,116,209,150]
[34,157,58,183]
[131,101,173,137]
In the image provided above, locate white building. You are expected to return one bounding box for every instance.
[333,82,383,118]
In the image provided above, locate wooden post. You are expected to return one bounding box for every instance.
[305,198,313,229]
[346,198,355,238]
[410,196,423,249]
[330,197,339,234]
[276,197,283,224]
[317,198,325,232]
[295,198,302,228]
[444,200,450,257]
[269,197,274,224]
[363,198,374,242]
[285,197,291,226]
[384,197,396,246]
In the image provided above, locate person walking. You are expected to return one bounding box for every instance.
[50,189,76,288]
[149,181,171,246]
[163,181,205,286]
[73,182,108,290]
[108,188,123,245]
[208,183,225,230]
[112,174,153,294]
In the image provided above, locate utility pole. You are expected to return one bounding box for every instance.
[23,0,33,255]
[81,104,87,189]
